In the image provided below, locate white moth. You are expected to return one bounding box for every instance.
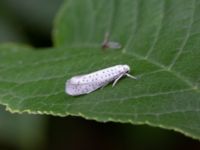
[65,64,137,96]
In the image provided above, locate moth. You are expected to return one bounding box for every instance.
[65,64,137,96]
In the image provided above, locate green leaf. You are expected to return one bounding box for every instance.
[0,0,200,140]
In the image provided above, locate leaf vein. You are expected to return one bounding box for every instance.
[145,0,165,58]
[168,0,196,69]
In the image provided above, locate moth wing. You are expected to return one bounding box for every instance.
[66,79,108,96]
[68,74,88,84]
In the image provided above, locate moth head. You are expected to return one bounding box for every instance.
[123,64,130,72]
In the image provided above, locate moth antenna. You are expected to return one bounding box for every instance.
[126,73,138,80]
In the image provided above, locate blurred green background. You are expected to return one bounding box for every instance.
[0,0,200,150]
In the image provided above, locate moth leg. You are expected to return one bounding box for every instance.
[112,74,124,87]
[126,73,137,80]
